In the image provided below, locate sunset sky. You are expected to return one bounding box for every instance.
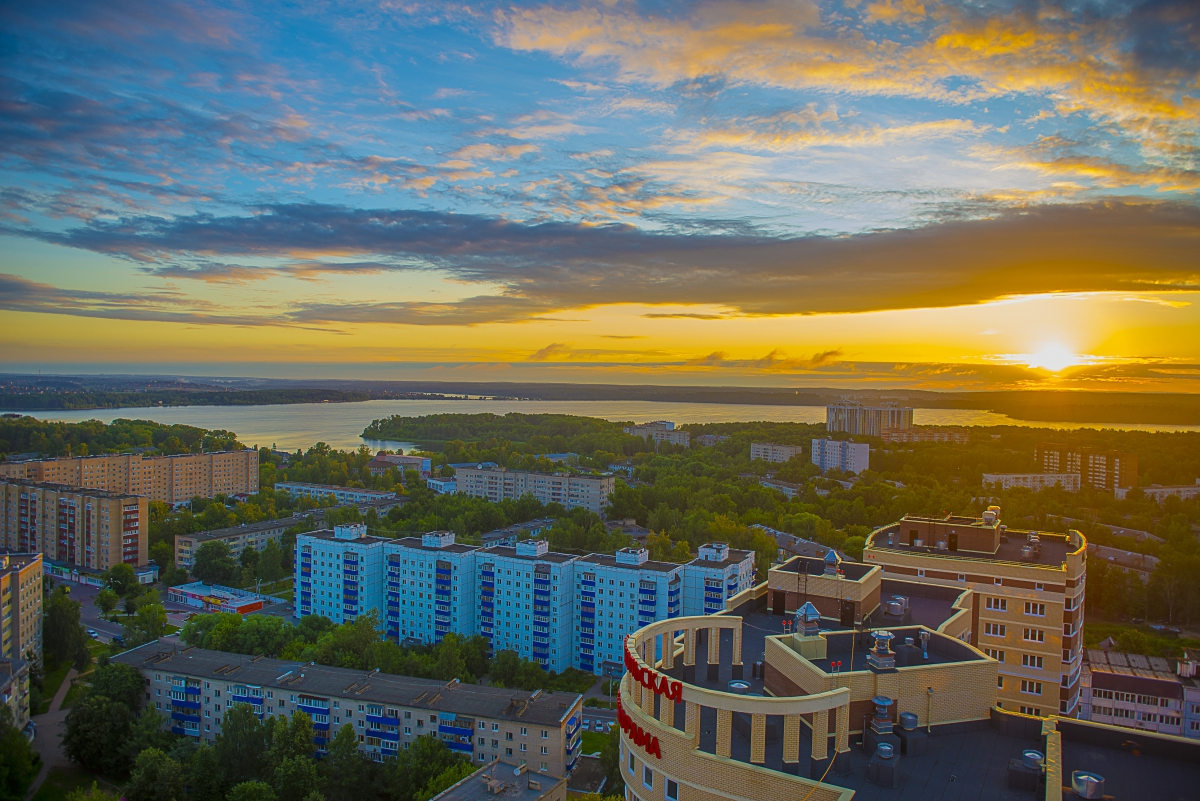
[2,0,1198,390]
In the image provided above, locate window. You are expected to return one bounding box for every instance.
[479,721,487,729]
[1019,706,1042,716]
[1022,654,1044,669]
[957,573,966,582]
[985,648,1005,662]
[916,569,925,578]
[984,623,1006,637]
[627,749,634,774]
[1024,602,1046,617]
[643,766,654,790]
[1035,582,1044,592]
[666,779,679,801]
[985,597,1007,612]
[1022,628,1045,643]
[541,729,548,739]
[506,732,513,741]
[540,762,548,771]
[994,578,1003,586]
[1021,681,1043,695]
[540,746,548,755]
[998,676,1005,689]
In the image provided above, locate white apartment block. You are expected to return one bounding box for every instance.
[623,421,690,448]
[750,442,804,463]
[681,543,756,617]
[477,540,578,673]
[982,473,1081,493]
[811,438,870,474]
[455,468,614,515]
[574,548,682,675]
[276,482,397,505]
[826,403,914,437]
[295,525,386,624]
[384,532,479,644]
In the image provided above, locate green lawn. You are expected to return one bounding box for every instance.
[581,730,609,756]
[36,661,72,715]
[31,766,121,801]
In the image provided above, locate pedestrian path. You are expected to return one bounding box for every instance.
[24,668,78,800]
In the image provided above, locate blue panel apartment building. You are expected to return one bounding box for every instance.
[574,547,682,675]
[295,529,756,675]
[383,532,479,644]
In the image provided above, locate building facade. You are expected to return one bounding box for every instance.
[275,482,397,505]
[427,476,457,495]
[825,403,913,437]
[880,427,968,444]
[295,525,387,624]
[982,473,1081,493]
[574,548,681,675]
[680,543,756,617]
[1,479,148,568]
[455,468,614,515]
[0,658,31,730]
[481,519,554,549]
[811,439,870,474]
[0,450,258,503]
[623,422,690,447]
[174,517,294,570]
[864,508,1087,716]
[384,532,479,644]
[0,552,42,665]
[1115,480,1200,502]
[1080,649,1184,736]
[367,453,432,477]
[1036,443,1139,492]
[750,443,804,463]
[114,644,583,774]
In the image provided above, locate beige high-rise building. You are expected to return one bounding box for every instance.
[0,552,43,668]
[0,449,258,503]
[0,479,149,569]
[863,507,1087,717]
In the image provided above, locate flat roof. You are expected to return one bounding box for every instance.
[433,762,565,801]
[0,477,140,500]
[275,481,396,495]
[187,518,296,542]
[300,529,391,547]
[775,555,874,581]
[870,524,1074,568]
[113,644,580,727]
[577,553,680,573]
[391,536,479,555]
[480,546,578,564]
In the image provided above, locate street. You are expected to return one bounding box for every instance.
[53,578,195,643]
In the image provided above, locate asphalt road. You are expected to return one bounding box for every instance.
[52,578,195,643]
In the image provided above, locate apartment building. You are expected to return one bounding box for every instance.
[1115,480,1200,502]
[481,519,554,549]
[826,402,913,437]
[1080,649,1186,736]
[0,552,42,664]
[384,532,479,644]
[296,525,387,624]
[881,427,968,444]
[574,548,681,675]
[982,473,1081,492]
[455,468,614,515]
[811,438,870,474]
[174,516,294,569]
[367,453,432,477]
[680,542,756,617]
[0,658,31,730]
[1036,443,1139,492]
[275,482,397,505]
[623,421,689,447]
[0,450,258,503]
[0,479,148,568]
[426,476,457,495]
[864,507,1087,716]
[477,541,579,673]
[114,644,583,774]
[750,442,803,463]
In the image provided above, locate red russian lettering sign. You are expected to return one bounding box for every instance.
[617,693,662,759]
[623,639,683,703]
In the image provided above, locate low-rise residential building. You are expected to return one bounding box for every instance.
[367,452,432,478]
[295,525,388,624]
[1088,543,1158,581]
[881,427,968,444]
[0,552,42,665]
[275,482,397,505]
[0,449,258,503]
[750,442,803,463]
[622,422,689,447]
[601,519,653,546]
[811,438,869,474]
[481,519,554,549]
[0,479,148,568]
[982,472,1081,492]
[1081,649,1185,736]
[431,760,566,801]
[174,517,294,569]
[426,476,457,495]
[573,548,681,676]
[384,532,479,644]
[760,477,803,499]
[455,468,614,515]
[680,542,756,617]
[0,658,31,730]
[114,644,584,774]
[1115,480,1200,502]
[693,434,729,447]
[1180,650,1200,739]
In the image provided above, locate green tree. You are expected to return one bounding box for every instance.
[489,650,522,688]
[214,704,270,787]
[273,756,322,801]
[104,563,140,598]
[125,747,184,801]
[228,781,277,801]
[383,735,468,801]
[45,587,91,670]
[241,545,261,572]
[417,762,476,801]
[258,540,287,583]
[126,599,168,645]
[183,743,226,801]
[94,588,119,621]
[86,663,144,712]
[191,541,240,586]
[0,705,40,801]
[64,784,121,801]
[599,719,624,797]
[149,541,174,570]
[267,710,315,767]
[63,694,134,776]
[320,724,365,801]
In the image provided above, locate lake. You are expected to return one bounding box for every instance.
[16,399,1200,452]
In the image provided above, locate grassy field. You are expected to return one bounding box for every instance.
[581,730,609,756]
[31,767,121,801]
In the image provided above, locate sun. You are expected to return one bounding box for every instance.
[1027,343,1083,372]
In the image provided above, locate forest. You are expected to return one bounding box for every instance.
[0,417,243,458]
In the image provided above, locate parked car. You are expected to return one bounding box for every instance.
[86,629,98,639]
[111,635,126,647]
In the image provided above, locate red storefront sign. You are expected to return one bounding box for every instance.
[623,640,683,703]
[617,693,662,759]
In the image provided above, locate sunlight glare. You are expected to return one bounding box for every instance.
[1027,343,1082,372]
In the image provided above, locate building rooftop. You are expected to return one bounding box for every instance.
[275,481,396,496]
[186,517,296,542]
[686,548,753,570]
[479,545,578,565]
[301,529,391,547]
[0,476,140,500]
[869,520,1077,568]
[775,555,875,581]
[576,553,680,574]
[432,762,565,801]
[391,536,480,555]
[114,644,580,727]
[807,626,985,673]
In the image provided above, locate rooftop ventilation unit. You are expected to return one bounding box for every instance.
[1071,771,1105,799]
